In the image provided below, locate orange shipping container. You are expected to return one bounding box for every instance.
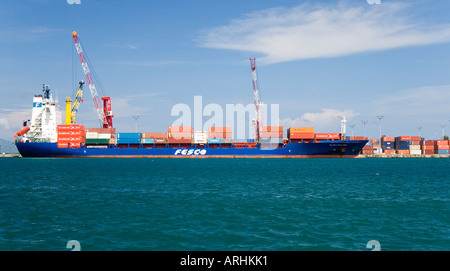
[384,149,395,154]
[288,127,314,133]
[289,133,315,139]
[369,138,377,143]
[397,150,410,154]
[382,136,395,142]
[362,150,373,154]
[397,136,421,141]
[58,130,85,137]
[208,132,233,139]
[422,145,435,150]
[349,136,367,140]
[259,131,283,138]
[167,138,191,144]
[422,140,435,146]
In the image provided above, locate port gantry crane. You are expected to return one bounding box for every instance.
[250,58,263,143]
[65,81,84,125]
[72,31,114,128]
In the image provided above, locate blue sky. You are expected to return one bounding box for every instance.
[2,0,450,141]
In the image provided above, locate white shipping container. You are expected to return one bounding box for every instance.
[86,132,98,139]
[98,133,112,139]
[410,149,421,155]
[194,131,208,143]
[409,145,421,150]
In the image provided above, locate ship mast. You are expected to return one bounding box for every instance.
[250,58,263,142]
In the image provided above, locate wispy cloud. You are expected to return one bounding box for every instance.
[281,108,359,132]
[200,2,450,64]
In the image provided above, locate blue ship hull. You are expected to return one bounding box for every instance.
[16,141,368,158]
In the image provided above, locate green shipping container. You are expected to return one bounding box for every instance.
[85,138,110,144]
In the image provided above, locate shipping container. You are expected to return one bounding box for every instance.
[409,145,421,150]
[259,131,283,138]
[142,138,155,144]
[167,138,192,144]
[86,128,115,134]
[437,149,449,154]
[288,133,315,139]
[381,136,395,142]
[154,138,167,144]
[349,136,366,140]
[85,138,111,144]
[362,150,373,154]
[57,124,85,131]
[410,149,421,155]
[208,127,232,132]
[117,133,141,139]
[434,140,449,145]
[435,144,450,150]
[168,126,193,133]
[116,138,141,144]
[396,150,410,155]
[97,133,112,139]
[423,149,434,155]
[422,140,435,146]
[208,132,232,139]
[58,130,85,137]
[384,149,395,154]
[395,136,422,141]
[315,133,340,140]
[288,127,314,133]
[259,126,283,132]
[208,138,221,144]
[85,132,98,139]
[141,133,167,139]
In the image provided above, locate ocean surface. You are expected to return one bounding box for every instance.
[0,157,448,251]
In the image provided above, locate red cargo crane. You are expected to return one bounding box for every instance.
[72,31,113,128]
[250,58,263,142]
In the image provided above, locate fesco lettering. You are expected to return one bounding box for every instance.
[174,149,207,155]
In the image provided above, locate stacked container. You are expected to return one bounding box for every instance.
[117,133,141,144]
[57,124,86,148]
[194,131,208,144]
[85,128,116,145]
[208,127,232,142]
[288,127,314,141]
[259,126,283,144]
[381,136,395,153]
[395,136,422,155]
[434,140,449,154]
[421,140,435,154]
[141,133,167,144]
[362,145,374,154]
[168,126,192,144]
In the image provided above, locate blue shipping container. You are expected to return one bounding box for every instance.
[117,133,141,139]
[438,149,449,154]
[208,138,221,144]
[142,138,154,144]
[117,138,141,144]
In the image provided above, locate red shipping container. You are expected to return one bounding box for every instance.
[209,127,232,132]
[168,126,193,133]
[289,133,315,139]
[435,140,449,145]
[363,145,374,150]
[397,136,421,141]
[423,150,434,155]
[315,133,340,140]
[422,140,435,146]
[259,131,283,138]
[57,124,85,131]
[167,138,191,144]
[422,145,435,150]
[435,145,450,150]
[142,133,167,139]
[86,128,115,134]
[58,130,85,137]
[259,126,283,132]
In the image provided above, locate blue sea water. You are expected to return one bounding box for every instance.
[0,158,448,251]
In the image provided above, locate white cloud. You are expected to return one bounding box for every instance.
[280,108,359,132]
[200,2,450,64]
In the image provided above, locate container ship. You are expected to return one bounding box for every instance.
[14,84,367,158]
[14,32,367,158]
